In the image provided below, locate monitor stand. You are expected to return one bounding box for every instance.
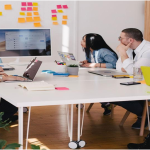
[8,58,29,66]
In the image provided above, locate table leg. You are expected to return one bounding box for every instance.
[18,107,23,149]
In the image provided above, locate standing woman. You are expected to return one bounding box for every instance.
[80,33,118,115]
[80,33,118,68]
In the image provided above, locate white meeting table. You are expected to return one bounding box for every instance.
[1,62,150,149]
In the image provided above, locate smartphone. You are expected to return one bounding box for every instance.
[120,82,141,86]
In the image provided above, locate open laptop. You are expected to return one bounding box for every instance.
[88,69,128,77]
[5,58,42,82]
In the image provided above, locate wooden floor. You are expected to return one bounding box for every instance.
[0,103,149,149]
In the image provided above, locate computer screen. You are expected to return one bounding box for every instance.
[0,29,51,57]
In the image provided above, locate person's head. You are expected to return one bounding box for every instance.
[119,28,143,49]
[81,33,117,58]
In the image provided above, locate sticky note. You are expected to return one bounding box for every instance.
[53,22,58,25]
[20,12,25,15]
[33,2,38,6]
[68,75,79,77]
[57,5,62,9]
[57,10,63,13]
[5,5,12,10]
[27,12,32,16]
[63,5,68,9]
[26,17,33,22]
[62,21,67,25]
[63,15,68,19]
[55,87,69,90]
[34,22,41,27]
[33,12,39,15]
[27,2,32,6]
[52,15,57,17]
[18,18,26,23]
[52,17,57,21]
[137,80,146,84]
[51,10,57,13]
[21,2,26,6]
[0,12,2,16]
[33,17,41,21]
[21,7,26,11]
[33,7,38,11]
[27,7,32,11]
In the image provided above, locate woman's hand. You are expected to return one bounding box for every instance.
[2,76,28,82]
[0,72,8,76]
[80,60,88,64]
[0,67,4,72]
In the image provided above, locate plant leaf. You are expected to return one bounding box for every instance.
[4,143,21,149]
[31,144,40,150]
[0,140,6,149]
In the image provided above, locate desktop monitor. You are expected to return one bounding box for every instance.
[0,29,51,57]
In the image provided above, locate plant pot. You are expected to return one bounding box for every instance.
[67,67,79,75]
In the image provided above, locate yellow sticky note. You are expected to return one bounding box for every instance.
[5,4,12,10]
[52,17,57,21]
[20,12,25,16]
[33,17,41,21]
[63,15,68,19]
[57,10,63,13]
[53,22,58,25]
[34,22,41,27]
[33,7,38,11]
[0,12,2,16]
[68,75,79,77]
[27,12,32,16]
[62,21,67,25]
[18,18,26,23]
[33,2,38,6]
[26,17,33,22]
[33,12,39,15]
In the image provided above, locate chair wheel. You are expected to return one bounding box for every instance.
[78,140,86,148]
[68,141,78,149]
[23,107,28,113]
[76,104,84,109]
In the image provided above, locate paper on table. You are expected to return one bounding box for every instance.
[52,17,57,21]
[5,5,12,10]
[33,7,38,11]
[62,15,68,19]
[27,12,32,16]
[34,12,39,15]
[33,2,38,6]
[0,12,2,16]
[53,22,58,25]
[21,7,26,11]
[62,21,67,25]
[57,10,63,13]
[27,7,32,11]
[27,2,32,6]
[26,17,33,22]
[20,12,25,15]
[18,18,26,23]
[33,16,41,21]
[57,5,62,9]
[21,2,26,6]
[63,5,68,9]
[34,22,41,27]
[51,10,57,13]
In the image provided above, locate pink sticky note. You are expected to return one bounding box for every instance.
[21,2,26,6]
[52,15,57,17]
[21,7,26,11]
[27,2,32,6]
[51,10,57,13]
[63,5,68,9]
[27,7,32,11]
[55,87,69,90]
[57,5,62,9]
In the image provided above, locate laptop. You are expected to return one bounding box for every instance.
[0,64,15,70]
[88,69,128,77]
[5,57,42,82]
[141,66,150,86]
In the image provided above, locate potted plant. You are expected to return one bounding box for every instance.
[67,64,79,75]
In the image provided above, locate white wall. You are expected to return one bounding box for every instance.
[0,1,145,63]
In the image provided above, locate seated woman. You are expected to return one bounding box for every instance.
[80,33,118,115]
[0,70,27,122]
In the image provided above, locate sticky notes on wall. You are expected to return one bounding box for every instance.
[53,22,58,25]
[20,12,25,15]
[27,12,32,16]
[0,12,2,16]
[63,5,68,9]
[27,2,32,6]
[33,2,38,6]
[33,12,39,15]
[18,18,26,23]
[63,15,68,19]
[21,7,26,11]
[34,22,41,27]
[52,17,57,21]
[27,7,32,11]
[26,17,33,22]
[33,16,41,21]
[5,4,12,10]
[62,21,67,25]
[57,5,62,9]
[21,2,26,6]
[33,7,38,11]
[51,10,57,13]
[57,10,63,13]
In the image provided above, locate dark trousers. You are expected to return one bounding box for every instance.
[112,100,145,117]
[0,98,18,121]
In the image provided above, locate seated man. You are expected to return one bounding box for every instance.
[113,28,150,129]
[0,70,27,122]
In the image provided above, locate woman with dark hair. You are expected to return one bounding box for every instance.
[80,33,118,68]
[80,33,118,115]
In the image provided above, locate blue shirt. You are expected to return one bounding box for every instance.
[86,48,118,69]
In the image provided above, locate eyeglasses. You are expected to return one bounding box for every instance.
[118,36,129,41]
